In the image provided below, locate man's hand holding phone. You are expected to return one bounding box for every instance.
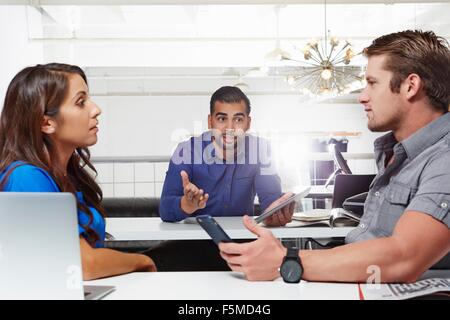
[196,215,233,245]
[180,170,209,214]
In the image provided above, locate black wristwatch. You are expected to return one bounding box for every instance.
[280,247,303,283]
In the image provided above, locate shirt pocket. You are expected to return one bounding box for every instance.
[232,169,257,198]
[376,180,417,236]
[233,172,255,193]
[234,164,257,180]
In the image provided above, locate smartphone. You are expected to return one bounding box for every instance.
[196,215,233,245]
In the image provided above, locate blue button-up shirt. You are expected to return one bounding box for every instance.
[159,132,282,222]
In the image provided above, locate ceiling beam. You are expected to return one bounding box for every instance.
[27,35,450,42]
[1,0,449,5]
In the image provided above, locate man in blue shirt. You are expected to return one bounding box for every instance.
[159,86,294,227]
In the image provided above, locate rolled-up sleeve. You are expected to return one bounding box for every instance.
[406,152,450,228]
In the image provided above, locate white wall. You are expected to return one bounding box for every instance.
[0,6,43,107]
[90,93,379,158]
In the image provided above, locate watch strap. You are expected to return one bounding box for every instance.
[286,247,300,260]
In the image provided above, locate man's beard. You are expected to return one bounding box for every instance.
[211,130,246,161]
[367,112,401,133]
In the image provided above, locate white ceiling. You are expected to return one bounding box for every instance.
[1,0,448,4]
[27,3,450,40]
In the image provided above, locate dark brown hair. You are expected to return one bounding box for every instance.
[210,86,251,115]
[0,63,105,246]
[364,30,450,113]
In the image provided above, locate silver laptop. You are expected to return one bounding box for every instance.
[0,192,115,300]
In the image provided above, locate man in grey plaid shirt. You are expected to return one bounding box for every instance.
[219,30,450,282]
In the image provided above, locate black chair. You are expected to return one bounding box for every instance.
[101,197,163,252]
[102,197,160,218]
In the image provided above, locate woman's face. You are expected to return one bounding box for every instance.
[47,73,101,149]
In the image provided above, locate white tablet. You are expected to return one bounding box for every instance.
[254,186,311,223]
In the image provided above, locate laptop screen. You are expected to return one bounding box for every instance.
[331,174,375,208]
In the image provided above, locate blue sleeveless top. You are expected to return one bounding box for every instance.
[0,161,105,248]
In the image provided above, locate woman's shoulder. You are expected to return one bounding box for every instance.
[8,161,50,177]
[2,161,59,192]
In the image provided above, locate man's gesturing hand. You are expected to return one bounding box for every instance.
[180,170,209,214]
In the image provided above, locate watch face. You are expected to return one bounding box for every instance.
[280,260,302,283]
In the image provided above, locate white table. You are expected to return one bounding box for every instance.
[85,271,358,300]
[106,217,355,241]
[85,270,450,300]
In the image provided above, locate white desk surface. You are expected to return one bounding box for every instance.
[85,269,450,300]
[85,271,358,300]
[106,217,355,241]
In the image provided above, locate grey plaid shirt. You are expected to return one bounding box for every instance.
[346,112,450,269]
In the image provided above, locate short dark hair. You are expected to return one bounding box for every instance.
[210,86,251,115]
[364,30,450,113]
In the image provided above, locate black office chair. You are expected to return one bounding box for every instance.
[101,197,163,251]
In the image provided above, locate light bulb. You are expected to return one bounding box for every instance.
[308,38,318,49]
[303,50,311,60]
[330,37,339,46]
[301,44,311,53]
[321,68,332,80]
[346,48,355,59]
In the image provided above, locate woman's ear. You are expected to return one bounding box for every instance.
[41,115,56,134]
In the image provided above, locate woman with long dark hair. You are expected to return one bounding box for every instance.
[0,63,156,279]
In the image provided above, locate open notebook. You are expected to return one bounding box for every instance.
[288,208,360,227]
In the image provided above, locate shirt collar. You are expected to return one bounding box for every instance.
[374,131,397,153]
[373,113,450,161]
[401,112,450,160]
